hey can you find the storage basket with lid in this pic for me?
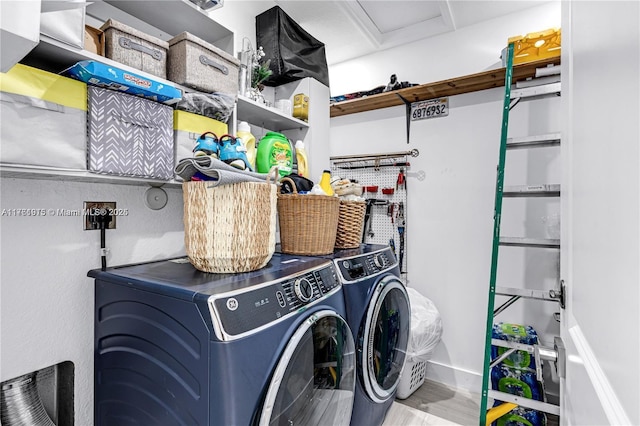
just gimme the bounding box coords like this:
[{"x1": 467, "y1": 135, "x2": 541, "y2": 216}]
[
  {"x1": 100, "y1": 19, "x2": 169, "y2": 79},
  {"x1": 168, "y1": 31, "x2": 240, "y2": 95},
  {"x1": 277, "y1": 177, "x2": 340, "y2": 255},
  {"x1": 183, "y1": 179, "x2": 277, "y2": 273}
]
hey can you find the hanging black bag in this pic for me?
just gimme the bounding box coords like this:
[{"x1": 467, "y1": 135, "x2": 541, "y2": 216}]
[{"x1": 256, "y1": 6, "x2": 330, "y2": 88}]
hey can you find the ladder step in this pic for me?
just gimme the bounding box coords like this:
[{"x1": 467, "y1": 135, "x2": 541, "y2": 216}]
[
  {"x1": 511, "y1": 82, "x2": 561, "y2": 99},
  {"x1": 507, "y1": 133, "x2": 561, "y2": 150},
  {"x1": 491, "y1": 339, "x2": 558, "y2": 362},
  {"x1": 495, "y1": 286, "x2": 559, "y2": 302},
  {"x1": 503, "y1": 184, "x2": 560, "y2": 197},
  {"x1": 499, "y1": 237, "x2": 560, "y2": 248},
  {"x1": 488, "y1": 390, "x2": 560, "y2": 416}
]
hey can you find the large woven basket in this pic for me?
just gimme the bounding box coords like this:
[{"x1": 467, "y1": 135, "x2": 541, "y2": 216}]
[
  {"x1": 183, "y1": 180, "x2": 277, "y2": 273},
  {"x1": 278, "y1": 177, "x2": 340, "y2": 255},
  {"x1": 335, "y1": 200, "x2": 366, "y2": 249}
]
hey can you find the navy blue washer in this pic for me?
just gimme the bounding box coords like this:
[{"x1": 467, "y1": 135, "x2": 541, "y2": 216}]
[{"x1": 89, "y1": 253, "x2": 356, "y2": 426}]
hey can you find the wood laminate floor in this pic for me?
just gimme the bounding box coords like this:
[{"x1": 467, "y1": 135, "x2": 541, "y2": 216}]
[{"x1": 386, "y1": 379, "x2": 560, "y2": 426}]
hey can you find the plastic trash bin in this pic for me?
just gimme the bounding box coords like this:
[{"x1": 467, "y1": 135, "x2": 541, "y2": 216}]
[{"x1": 396, "y1": 287, "x2": 443, "y2": 399}]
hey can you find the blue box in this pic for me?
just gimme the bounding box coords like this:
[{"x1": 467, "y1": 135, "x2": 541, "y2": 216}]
[{"x1": 64, "y1": 60, "x2": 182, "y2": 103}]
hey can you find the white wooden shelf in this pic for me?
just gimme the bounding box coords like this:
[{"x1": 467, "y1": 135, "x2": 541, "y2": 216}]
[
  {"x1": 237, "y1": 95, "x2": 310, "y2": 131},
  {"x1": 0, "y1": 166, "x2": 182, "y2": 188}
]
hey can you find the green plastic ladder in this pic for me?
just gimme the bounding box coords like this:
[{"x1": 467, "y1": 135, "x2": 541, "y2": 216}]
[{"x1": 479, "y1": 42, "x2": 564, "y2": 426}]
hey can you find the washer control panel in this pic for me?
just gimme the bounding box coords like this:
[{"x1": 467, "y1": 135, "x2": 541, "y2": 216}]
[
  {"x1": 336, "y1": 247, "x2": 396, "y2": 282},
  {"x1": 211, "y1": 263, "x2": 340, "y2": 339}
]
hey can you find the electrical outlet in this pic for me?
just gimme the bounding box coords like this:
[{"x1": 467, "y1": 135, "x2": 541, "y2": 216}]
[{"x1": 83, "y1": 201, "x2": 117, "y2": 230}]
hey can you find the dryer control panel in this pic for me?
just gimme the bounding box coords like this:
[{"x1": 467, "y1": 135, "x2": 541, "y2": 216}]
[
  {"x1": 210, "y1": 263, "x2": 341, "y2": 340},
  {"x1": 336, "y1": 247, "x2": 396, "y2": 282}
]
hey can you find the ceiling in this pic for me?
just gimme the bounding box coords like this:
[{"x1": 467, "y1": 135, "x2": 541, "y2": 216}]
[{"x1": 258, "y1": 0, "x2": 552, "y2": 65}]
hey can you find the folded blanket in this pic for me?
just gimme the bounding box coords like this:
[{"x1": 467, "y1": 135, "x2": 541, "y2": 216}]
[{"x1": 175, "y1": 157, "x2": 276, "y2": 187}]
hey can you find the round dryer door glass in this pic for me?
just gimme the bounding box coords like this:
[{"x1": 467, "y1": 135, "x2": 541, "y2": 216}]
[
  {"x1": 259, "y1": 310, "x2": 355, "y2": 426},
  {"x1": 361, "y1": 276, "x2": 410, "y2": 403}
]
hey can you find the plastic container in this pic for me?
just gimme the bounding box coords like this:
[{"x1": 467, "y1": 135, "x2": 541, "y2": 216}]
[
  {"x1": 237, "y1": 121, "x2": 257, "y2": 171},
  {"x1": 293, "y1": 93, "x2": 309, "y2": 122},
  {"x1": 256, "y1": 131, "x2": 293, "y2": 177},
  {"x1": 319, "y1": 170, "x2": 334, "y2": 196},
  {"x1": 295, "y1": 140, "x2": 309, "y2": 178}
]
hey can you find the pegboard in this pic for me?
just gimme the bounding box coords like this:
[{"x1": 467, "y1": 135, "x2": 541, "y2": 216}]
[{"x1": 331, "y1": 151, "x2": 416, "y2": 279}]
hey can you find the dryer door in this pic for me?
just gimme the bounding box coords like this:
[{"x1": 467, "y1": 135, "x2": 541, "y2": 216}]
[
  {"x1": 259, "y1": 310, "x2": 355, "y2": 426},
  {"x1": 361, "y1": 275, "x2": 410, "y2": 403}
]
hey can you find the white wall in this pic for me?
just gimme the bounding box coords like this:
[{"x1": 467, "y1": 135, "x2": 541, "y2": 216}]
[
  {"x1": 330, "y1": 3, "x2": 562, "y2": 393},
  {"x1": 561, "y1": 1, "x2": 639, "y2": 424},
  {"x1": 0, "y1": 179, "x2": 185, "y2": 425},
  {"x1": 329, "y1": 2, "x2": 561, "y2": 97}
]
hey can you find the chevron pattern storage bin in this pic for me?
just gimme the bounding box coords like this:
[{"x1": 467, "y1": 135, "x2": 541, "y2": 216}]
[{"x1": 87, "y1": 86, "x2": 174, "y2": 179}]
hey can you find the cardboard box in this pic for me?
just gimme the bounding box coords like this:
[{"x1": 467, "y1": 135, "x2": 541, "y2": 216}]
[
  {"x1": 65, "y1": 60, "x2": 182, "y2": 103},
  {"x1": 84, "y1": 25, "x2": 105, "y2": 56}
]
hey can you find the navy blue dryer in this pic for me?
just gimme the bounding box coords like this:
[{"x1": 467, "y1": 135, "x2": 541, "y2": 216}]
[
  {"x1": 312, "y1": 244, "x2": 411, "y2": 426},
  {"x1": 88, "y1": 253, "x2": 356, "y2": 426}
]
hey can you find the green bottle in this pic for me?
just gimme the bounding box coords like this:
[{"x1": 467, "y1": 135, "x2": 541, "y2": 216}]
[{"x1": 256, "y1": 131, "x2": 293, "y2": 177}]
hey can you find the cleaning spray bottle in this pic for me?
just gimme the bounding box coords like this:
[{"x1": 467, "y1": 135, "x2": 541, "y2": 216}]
[
  {"x1": 237, "y1": 121, "x2": 256, "y2": 171},
  {"x1": 295, "y1": 140, "x2": 309, "y2": 178}
]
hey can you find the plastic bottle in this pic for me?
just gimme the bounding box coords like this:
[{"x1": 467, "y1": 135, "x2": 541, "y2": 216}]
[
  {"x1": 319, "y1": 170, "x2": 334, "y2": 196},
  {"x1": 295, "y1": 140, "x2": 309, "y2": 178},
  {"x1": 236, "y1": 121, "x2": 256, "y2": 171},
  {"x1": 256, "y1": 131, "x2": 293, "y2": 177}
]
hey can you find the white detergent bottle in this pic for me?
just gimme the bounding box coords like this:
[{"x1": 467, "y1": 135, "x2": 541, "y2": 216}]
[
  {"x1": 295, "y1": 140, "x2": 309, "y2": 178},
  {"x1": 237, "y1": 121, "x2": 257, "y2": 171}
]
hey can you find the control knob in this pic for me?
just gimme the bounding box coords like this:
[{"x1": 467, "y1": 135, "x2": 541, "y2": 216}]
[
  {"x1": 294, "y1": 278, "x2": 314, "y2": 303},
  {"x1": 373, "y1": 253, "x2": 386, "y2": 269}
]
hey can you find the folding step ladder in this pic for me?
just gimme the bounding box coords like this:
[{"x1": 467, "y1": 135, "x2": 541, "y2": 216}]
[{"x1": 479, "y1": 43, "x2": 565, "y2": 426}]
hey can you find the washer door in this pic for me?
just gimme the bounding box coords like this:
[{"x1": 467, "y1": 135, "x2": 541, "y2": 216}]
[
  {"x1": 361, "y1": 276, "x2": 410, "y2": 403},
  {"x1": 259, "y1": 310, "x2": 355, "y2": 426}
]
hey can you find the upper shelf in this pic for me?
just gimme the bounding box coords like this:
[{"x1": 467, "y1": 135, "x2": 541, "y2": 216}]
[
  {"x1": 237, "y1": 95, "x2": 310, "y2": 131},
  {"x1": 329, "y1": 56, "x2": 561, "y2": 118}
]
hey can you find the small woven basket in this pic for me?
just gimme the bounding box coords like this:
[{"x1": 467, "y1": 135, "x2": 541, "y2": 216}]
[
  {"x1": 278, "y1": 177, "x2": 340, "y2": 255},
  {"x1": 183, "y1": 180, "x2": 277, "y2": 273},
  {"x1": 335, "y1": 200, "x2": 366, "y2": 249}
]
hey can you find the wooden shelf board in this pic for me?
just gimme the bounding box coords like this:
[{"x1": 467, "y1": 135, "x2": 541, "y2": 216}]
[{"x1": 330, "y1": 56, "x2": 561, "y2": 118}]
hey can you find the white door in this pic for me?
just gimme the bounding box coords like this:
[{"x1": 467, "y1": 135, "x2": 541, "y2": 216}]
[{"x1": 560, "y1": 1, "x2": 639, "y2": 424}]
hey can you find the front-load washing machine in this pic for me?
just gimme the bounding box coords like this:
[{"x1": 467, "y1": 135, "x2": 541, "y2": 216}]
[
  {"x1": 88, "y1": 253, "x2": 356, "y2": 426},
  {"x1": 283, "y1": 244, "x2": 411, "y2": 426}
]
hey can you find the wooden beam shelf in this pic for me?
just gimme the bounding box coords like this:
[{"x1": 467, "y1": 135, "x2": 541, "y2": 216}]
[{"x1": 329, "y1": 56, "x2": 561, "y2": 118}]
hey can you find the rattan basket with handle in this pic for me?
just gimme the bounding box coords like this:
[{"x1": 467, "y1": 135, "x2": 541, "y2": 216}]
[
  {"x1": 277, "y1": 177, "x2": 340, "y2": 255},
  {"x1": 335, "y1": 200, "x2": 366, "y2": 249},
  {"x1": 183, "y1": 180, "x2": 277, "y2": 273}
]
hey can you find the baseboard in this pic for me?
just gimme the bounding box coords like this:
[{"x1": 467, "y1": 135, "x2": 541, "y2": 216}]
[
  {"x1": 425, "y1": 360, "x2": 482, "y2": 394},
  {"x1": 569, "y1": 325, "x2": 633, "y2": 425}
]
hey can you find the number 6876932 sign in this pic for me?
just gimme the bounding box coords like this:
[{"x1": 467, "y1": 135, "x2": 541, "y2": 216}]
[{"x1": 410, "y1": 97, "x2": 449, "y2": 121}]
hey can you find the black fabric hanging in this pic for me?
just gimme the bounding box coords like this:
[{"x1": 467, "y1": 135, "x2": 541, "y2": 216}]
[{"x1": 256, "y1": 6, "x2": 330, "y2": 88}]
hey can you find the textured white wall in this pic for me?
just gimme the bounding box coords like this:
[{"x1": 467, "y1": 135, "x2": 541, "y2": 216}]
[
  {"x1": 329, "y1": 3, "x2": 562, "y2": 393},
  {"x1": 0, "y1": 178, "x2": 185, "y2": 425}
]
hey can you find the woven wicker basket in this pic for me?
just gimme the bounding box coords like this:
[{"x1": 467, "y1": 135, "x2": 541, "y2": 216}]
[
  {"x1": 335, "y1": 200, "x2": 366, "y2": 249},
  {"x1": 183, "y1": 180, "x2": 277, "y2": 273},
  {"x1": 278, "y1": 177, "x2": 340, "y2": 255}
]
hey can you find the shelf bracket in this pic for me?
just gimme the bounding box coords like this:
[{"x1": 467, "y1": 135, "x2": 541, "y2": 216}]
[{"x1": 396, "y1": 94, "x2": 412, "y2": 144}]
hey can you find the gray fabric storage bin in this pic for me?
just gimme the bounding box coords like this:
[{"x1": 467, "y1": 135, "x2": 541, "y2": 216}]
[
  {"x1": 100, "y1": 19, "x2": 168, "y2": 79},
  {"x1": 168, "y1": 32, "x2": 239, "y2": 96},
  {"x1": 0, "y1": 64, "x2": 87, "y2": 170},
  {"x1": 87, "y1": 86, "x2": 174, "y2": 179}
]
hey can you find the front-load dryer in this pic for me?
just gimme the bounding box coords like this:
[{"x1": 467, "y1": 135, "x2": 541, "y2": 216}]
[
  {"x1": 303, "y1": 244, "x2": 411, "y2": 426},
  {"x1": 88, "y1": 253, "x2": 356, "y2": 426}
]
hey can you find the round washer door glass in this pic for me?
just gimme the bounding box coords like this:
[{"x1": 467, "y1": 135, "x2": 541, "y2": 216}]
[
  {"x1": 361, "y1": 276, "x2": 410, "y2": 403},
  {"x1": 259, "y1": 310, "x2": 355, "y2": 426}
]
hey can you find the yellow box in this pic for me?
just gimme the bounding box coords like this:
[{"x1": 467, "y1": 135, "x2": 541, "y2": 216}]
[
  {"x1": 508, "y1": 28, "x2": 561, "y2": 64},
  {"x1": 293, "y1": 93, "x2": 309, "y2": 122},
  {"x1": 173, "y1": 110, "x2": 228, "y2": 163}
]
